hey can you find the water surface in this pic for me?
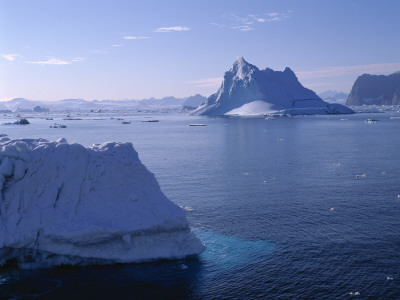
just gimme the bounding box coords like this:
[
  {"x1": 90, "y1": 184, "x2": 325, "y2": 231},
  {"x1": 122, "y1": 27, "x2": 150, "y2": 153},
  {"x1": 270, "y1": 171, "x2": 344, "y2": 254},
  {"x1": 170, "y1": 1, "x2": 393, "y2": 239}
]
[{"x1": 1, "y1": 111, "x2": 400, "y2": 298}]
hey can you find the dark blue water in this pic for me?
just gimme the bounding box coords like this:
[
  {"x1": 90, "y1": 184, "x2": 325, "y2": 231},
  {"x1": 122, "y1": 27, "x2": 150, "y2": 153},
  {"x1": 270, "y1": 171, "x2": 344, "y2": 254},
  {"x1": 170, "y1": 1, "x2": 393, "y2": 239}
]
[{"x1": 1, "y1": 112, "x2": 400, "y2": 298}]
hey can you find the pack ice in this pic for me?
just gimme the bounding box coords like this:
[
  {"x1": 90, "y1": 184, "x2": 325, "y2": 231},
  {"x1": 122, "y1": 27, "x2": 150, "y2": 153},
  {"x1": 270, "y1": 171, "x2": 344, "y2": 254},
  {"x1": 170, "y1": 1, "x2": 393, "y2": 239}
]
[{"x1": 0, "y1": 138, "x2": 205, "y2": 268}]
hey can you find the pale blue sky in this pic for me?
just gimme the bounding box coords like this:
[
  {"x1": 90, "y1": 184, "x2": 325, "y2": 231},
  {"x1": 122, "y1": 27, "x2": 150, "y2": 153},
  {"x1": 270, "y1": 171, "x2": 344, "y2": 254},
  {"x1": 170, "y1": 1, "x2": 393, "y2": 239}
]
[{"x1": 1, "y1": 0, "x2": 399, "y2": 101}]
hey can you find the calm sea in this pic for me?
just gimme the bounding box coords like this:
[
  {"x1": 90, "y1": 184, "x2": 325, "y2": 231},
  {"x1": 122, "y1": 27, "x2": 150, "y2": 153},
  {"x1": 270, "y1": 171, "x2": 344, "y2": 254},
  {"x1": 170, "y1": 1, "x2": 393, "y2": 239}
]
[{"x1": 1, "y1": 111, "x2": 400, "y2": 299}]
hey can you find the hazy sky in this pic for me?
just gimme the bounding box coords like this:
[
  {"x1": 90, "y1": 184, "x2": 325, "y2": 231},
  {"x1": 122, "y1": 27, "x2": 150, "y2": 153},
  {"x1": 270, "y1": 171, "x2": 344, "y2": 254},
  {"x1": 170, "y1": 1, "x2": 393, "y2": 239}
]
[{"x1": 1, "y1": 0, "x2": 399, "y2": 101}]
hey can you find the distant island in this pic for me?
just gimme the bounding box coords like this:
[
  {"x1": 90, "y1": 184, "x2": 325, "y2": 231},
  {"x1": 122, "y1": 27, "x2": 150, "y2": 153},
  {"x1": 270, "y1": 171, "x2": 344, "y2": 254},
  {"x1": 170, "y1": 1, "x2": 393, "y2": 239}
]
[
  {"x1": 191, "y1": 57, "x2": 353, "y2": 116},
  {"x1": 346, "y1": 72, "x2": 400, "y2": 106}
]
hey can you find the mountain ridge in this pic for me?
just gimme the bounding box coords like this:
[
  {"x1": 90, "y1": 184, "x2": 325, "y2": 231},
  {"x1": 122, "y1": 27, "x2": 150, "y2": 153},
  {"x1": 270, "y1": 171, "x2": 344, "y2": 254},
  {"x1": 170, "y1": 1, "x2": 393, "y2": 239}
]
[{"x1": 0, "y1": 95, "x2": 207, "y2": 112}]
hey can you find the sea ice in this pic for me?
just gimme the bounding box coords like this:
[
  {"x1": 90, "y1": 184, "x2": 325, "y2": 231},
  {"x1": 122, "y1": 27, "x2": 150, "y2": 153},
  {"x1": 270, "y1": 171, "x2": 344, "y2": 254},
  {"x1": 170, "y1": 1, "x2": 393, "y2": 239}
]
[
  {"x1": 183, "y1": 206, "x2": 194, "y2": 212},
  {"x1": 0, "y1": 138, "x2": 205, "y2": 268}
]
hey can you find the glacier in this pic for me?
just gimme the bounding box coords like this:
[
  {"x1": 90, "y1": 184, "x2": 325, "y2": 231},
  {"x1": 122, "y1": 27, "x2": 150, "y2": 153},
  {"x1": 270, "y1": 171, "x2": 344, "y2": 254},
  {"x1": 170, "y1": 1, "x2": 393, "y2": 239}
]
[
  {"x1": 191, "y1": 57, "x2": 354, "y2": 116},
  {"x1": 0, "y1": 138, "x2": 205, "y2": 268}
]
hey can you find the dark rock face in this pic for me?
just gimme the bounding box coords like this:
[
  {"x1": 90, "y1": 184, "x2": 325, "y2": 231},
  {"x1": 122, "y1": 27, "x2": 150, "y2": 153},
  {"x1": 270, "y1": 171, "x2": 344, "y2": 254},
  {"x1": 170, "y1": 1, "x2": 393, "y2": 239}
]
[{"x1": 346, "y1": 72, "x2": 400, "y2": 106}]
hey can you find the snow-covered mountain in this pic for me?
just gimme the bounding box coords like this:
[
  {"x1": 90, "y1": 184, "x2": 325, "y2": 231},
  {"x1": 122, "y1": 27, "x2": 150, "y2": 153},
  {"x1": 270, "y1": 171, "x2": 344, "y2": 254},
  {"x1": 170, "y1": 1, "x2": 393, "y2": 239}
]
[
  {"x1": 318, "y1": 91, "x2": 349, "y2": 104},
  {"x1": 182, "y1": 94, "x2": 207, "y2": 108},
  {"x1": 346, "y1": 72, "x2": 400, "y2": 106},
  {"x1": 191, "y1": 57, "x2": 353, "y2": 116},
  {"x1": 0, "y1": 95, "x2": 207, "y2": 112}
]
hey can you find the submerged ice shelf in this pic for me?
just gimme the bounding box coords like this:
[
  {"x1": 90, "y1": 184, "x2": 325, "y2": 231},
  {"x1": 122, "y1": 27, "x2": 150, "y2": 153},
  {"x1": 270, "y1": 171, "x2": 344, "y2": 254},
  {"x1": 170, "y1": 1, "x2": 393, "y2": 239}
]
[
  {"x1": 196, "y1": 230, "x2": 274, "y2": 270},
  {"x1": 0, "y1": 138, "x2": 205, "y2": 268}
]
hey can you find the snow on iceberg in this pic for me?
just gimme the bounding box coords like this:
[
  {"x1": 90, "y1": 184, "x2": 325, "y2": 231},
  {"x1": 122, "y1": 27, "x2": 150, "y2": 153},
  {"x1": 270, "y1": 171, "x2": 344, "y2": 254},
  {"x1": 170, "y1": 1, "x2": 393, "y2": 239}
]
[
  {"x1": 225, "y1": 100, "x2": 277, "y2": 116},
  {"x1": 0, "y1": 138, "x2": 205, "y2": 268}
]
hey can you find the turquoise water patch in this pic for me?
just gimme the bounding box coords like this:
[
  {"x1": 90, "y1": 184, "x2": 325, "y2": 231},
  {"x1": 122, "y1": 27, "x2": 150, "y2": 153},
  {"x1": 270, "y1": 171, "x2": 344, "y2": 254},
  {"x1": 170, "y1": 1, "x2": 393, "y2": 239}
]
[{"x1": 194, "y1": 230, "x2": 275, "y2": 270}]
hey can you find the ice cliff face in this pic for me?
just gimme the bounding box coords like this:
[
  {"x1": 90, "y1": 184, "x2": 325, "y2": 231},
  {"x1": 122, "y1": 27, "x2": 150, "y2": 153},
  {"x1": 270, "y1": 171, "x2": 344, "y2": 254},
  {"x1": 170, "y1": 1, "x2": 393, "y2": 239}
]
[
  {"x1": 346, "y1": 72, "x2": 400, "y2": 106},
  {"x1": 0, "y1": 138, "x2": 205, "y2": 268},
  {"x1": 192, "y1": 57, "x2": 353, "y2": 116}
]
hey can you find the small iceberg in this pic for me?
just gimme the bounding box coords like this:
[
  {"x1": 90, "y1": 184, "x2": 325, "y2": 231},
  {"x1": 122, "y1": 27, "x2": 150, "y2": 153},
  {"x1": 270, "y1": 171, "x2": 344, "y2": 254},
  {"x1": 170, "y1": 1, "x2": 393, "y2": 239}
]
[
  {"x1": 49, "y1": 123, "x2": 67, "y2": 128},
  {"x1": 183, "y1": 206, "x2": 194, "y2": 212},
  {"x1": 365, "y1": 119, "x2": 379, "y2": 124},
  {"x1": 14, "y1": 119, "x2": 30, "y2": 125}
]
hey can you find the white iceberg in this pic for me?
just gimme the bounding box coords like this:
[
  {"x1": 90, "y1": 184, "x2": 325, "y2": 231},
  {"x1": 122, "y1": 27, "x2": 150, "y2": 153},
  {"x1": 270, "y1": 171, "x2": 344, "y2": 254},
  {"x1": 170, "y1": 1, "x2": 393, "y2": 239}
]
[
  {"x1": 0, "y1": 138, "x2": 205, "y2": 268},
  {"x1": 192, "y1": 57, "x2": 354, "y2": 116}
]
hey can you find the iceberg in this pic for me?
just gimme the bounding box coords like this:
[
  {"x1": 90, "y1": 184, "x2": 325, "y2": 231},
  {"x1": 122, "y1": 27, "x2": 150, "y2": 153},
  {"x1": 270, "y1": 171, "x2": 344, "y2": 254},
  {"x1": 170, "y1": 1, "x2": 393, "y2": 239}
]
[
  {"x1": 191, "y1": 57, "x2": 354, "y2": 116},
  {"x1": 0, "y1": 138, "x2": 205, "y2": 268}
]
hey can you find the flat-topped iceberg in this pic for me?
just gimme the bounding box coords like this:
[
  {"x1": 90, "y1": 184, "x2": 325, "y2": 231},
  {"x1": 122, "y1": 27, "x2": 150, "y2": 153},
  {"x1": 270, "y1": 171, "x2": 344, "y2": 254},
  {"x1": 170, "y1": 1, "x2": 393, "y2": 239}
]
[{"x1": 0, "y1": 138, "x2": 205, "y2": 268}]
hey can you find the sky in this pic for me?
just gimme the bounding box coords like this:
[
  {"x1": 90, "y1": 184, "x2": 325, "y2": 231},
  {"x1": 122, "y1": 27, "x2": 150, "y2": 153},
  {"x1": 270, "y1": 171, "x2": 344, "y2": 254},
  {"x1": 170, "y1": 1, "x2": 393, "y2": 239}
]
[{"x1": 1, "y1": 0, "x2": 400, "y2": 101}]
